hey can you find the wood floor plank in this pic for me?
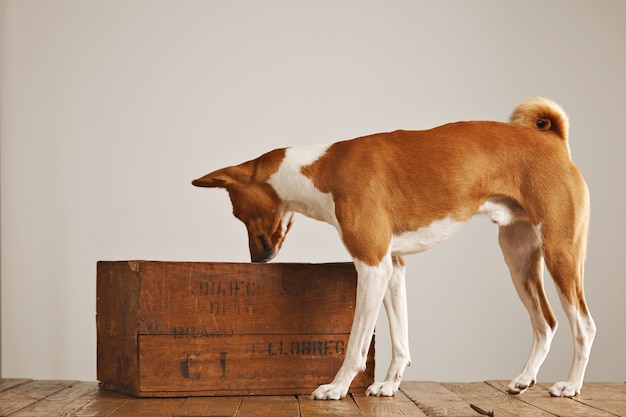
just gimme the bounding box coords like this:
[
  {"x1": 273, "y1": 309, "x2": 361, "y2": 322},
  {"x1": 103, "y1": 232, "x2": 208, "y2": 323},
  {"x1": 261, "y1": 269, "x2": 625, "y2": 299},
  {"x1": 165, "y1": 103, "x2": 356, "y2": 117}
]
[
  {"x1": 573, "y1": 382, "x2": 626, "y2": 400},
  {"x1": 399, "y1": 381, "x2": 476, "y2": 416},
  {"x1": 107, "y1": 397, "x2": 189, "y2": 417},
  {"x1": 0, "y1": 379, "x2": 32, "y2": 393},
  {"x1": 237, "y1": 396, "x2": 299, "y2": 417},
  {"x1": 298, "y1": 394, "x2": 362, "y2": 416},
  {"x1": 443, "y1": 381, "x2": 555, "y2": 417},
  {"x1": 173, "y1": 396, "x2": 242, "y2": 417},
  {"x1": 0, "y1": 380, "x2": 77, "y2": 416},
  {"x1": 8, "y1": 382, "x2": 98, "y2": 417},
  {"x1": 486, "y1": 380, "x2": 616, "y2": 417},
  {"x1": 542, "y1": 382, "x2": 626, "y2": 417},
  {"x1": 48, "y1": 385, "x2": 131, "y2": 417},
  {"x1": 0, "y1": 380, "x2": 621, "y2": 416},
  {"x1": 352, "y1": 391, "x2": 428, "y2": 416}
]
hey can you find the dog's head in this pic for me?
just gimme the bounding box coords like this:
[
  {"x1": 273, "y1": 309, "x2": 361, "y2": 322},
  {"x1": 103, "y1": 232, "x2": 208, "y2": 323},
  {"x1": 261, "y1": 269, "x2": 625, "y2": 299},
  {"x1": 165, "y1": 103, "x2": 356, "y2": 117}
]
[{"x1": 192, "y1": 157, "x2": 294, "y2": 263}]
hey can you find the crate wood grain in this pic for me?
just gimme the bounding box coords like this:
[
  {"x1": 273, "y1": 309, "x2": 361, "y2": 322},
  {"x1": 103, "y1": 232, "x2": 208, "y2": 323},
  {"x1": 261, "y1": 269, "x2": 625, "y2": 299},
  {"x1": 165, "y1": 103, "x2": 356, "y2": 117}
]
[
  {"x1": 97, "y1": 261, "x2": 374, "y2": 397},
  {"x1": 2, "y1": 379, "x2": 624, "y2": 416}
]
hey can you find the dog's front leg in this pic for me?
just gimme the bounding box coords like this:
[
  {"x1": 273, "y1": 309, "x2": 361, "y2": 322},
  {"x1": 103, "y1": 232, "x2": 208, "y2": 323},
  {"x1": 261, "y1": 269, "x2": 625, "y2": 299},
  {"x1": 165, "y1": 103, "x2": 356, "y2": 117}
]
[
  {"x1": 310, "y1": 257, "x2": 393, "y2": 400},
  {"x1": 365, "y1": 256, "x2": 411, "y2": 397}
]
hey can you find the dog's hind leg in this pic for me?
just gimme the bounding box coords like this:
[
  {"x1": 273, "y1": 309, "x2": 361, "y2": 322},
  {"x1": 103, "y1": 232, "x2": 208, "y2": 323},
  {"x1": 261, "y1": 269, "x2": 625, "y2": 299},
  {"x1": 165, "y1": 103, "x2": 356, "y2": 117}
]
[
  {"x1": 365, "y1": 256, "x2": 412, "y2": 397},
  {"x1": 498, "y1": 221, "x2": 558, "y2": 395},
  {"x1": 542, "y1": 228, "x2": 596, "y2": 397},
  {"x1": 310, "y1": 255, "x2": 393, "y2": 400},
  {"x1": 548, "y1": 287, "x2": 595, "y2": 397}
]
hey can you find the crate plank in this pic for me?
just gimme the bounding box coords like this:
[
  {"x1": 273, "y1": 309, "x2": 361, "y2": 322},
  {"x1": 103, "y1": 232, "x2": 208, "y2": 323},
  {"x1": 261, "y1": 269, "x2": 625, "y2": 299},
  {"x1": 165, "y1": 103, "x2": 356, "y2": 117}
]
[
  {"x1": 97, "y1": 261, "x2": 374, "y2": 397},
  {"x1": 134, "y1": 334, "x2": 372, "y2": 395},
  {"x1": 134, "y1": 262, "x2": 358, "y2": 336}
]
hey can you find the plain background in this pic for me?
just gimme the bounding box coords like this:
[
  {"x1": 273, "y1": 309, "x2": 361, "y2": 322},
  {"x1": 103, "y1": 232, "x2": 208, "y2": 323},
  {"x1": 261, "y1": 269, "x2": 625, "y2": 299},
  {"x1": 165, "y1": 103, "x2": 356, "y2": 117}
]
[{"x1": 1, "y1": 1, "x2": 625, "y2": 385}]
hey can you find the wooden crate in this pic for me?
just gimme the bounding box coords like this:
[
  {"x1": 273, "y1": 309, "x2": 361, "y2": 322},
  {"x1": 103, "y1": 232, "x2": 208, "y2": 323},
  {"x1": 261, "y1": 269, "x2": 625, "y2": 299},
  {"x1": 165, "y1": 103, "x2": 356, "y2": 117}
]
[{"x1": 96, "y1": 261, "x2": 374, "y2": 397}]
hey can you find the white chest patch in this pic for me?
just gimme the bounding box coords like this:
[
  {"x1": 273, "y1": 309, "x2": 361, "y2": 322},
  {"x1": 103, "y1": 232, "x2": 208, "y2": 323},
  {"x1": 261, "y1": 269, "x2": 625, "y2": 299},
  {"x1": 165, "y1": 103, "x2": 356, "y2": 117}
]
[
  {"x1": 391, "y1": 217, "x2": 463, "y2": 256},
  {"x1": 267, "y1": 144, "x2": 338, "y2": 226}
]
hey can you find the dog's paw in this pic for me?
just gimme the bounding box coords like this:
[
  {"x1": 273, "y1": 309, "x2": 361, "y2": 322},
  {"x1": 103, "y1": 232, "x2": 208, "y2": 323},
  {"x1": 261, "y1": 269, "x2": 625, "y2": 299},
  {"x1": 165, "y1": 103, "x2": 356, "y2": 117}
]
[
  {"x1": 310, "y1": 383, "x2": 347, "y2": 400},
  {"x1": 365, "y1": 381, "x2": 398, "y2": 397},
  {"x1": 549, "y1": 381, "x2": 580, "y2": 398},
  {"x1": 506, "y1": 374, "x2": 536, "y2": 395}
]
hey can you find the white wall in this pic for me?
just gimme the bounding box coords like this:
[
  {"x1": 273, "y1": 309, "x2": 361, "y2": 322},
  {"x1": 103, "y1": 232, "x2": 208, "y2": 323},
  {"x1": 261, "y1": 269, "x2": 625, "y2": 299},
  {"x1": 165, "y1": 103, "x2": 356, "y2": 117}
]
[{"x1": 2, "y1": 0, "x2": 625, "y2": 385}]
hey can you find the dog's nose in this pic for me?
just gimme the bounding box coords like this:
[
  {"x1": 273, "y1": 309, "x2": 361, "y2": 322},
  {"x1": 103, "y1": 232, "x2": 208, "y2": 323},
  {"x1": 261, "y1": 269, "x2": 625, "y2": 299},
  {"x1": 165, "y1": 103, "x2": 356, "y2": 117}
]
[
  {"x1": 251, "y1": 251, "x2": 276, "y2": 263},
  {"x1": 251, "y1": 255, "x2": 273, "y2": 263}
]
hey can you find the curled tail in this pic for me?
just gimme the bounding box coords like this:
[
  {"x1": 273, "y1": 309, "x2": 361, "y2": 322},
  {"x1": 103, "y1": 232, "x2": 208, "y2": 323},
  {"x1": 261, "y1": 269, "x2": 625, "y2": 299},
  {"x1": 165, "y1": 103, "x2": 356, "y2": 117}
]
[{"x1": 509, "y1": 97, "x2": 569, "y2": 142}]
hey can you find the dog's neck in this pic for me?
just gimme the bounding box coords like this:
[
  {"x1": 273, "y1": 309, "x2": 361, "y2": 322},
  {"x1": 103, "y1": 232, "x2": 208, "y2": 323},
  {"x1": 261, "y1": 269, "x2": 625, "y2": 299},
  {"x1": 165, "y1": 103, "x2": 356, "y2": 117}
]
[{"x1": 267, "y1": 144, "x2": 338, "y2": 226}]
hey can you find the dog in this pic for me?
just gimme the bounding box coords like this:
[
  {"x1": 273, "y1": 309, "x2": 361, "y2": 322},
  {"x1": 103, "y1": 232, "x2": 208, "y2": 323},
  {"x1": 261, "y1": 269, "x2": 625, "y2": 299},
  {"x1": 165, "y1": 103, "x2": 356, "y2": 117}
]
[{"x1": 192, "y1": 97, "x2": 595, "y2": 400}]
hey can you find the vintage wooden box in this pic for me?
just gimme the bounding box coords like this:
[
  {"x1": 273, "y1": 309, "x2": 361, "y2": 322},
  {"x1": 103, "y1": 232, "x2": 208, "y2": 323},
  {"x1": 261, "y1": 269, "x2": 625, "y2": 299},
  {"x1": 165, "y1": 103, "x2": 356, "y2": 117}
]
[{"x1": 96, "y1": 261, "x2": 374, "y2": 397}]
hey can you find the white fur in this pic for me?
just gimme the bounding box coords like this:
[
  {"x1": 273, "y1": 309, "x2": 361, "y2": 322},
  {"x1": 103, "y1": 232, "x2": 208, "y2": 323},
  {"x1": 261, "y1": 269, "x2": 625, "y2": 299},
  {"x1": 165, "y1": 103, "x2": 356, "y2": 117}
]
[
  {"x1": 391, "y1": 217, "x2": 462, "y2": 256},
  {"x1": 366, "y1": 258, "x2": 411, "y2": 397},
  {"x1": 267, "y1": 145, "x2": 338, "y2": 226},
  {"x1": 477, "y1": 197, "x2": 528, "y2": 226},
  {"x1": 551, "y1": 290, "x2": 596, "y2": 397},
  {"x1": 311, "y1": 255, "x2": 394, "y2": 399},
  {"x1": 391, "y1": 198, "x2": 527, "y2": 257}
]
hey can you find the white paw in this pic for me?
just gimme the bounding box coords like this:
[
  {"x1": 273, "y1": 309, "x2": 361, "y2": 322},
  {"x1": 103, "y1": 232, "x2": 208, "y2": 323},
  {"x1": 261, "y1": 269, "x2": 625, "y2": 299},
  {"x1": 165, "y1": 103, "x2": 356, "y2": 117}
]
[
  {"x1": 310, "y1": 383, "x2": 347, "y2": 400},
  {"x1": 549, "y1": 381, "x2": 580, "y2": 398},
  {"x1": 365, "y1": 381, "x2": 398, "y2": 397},
  {"x1": 507, "y1": 373, "x2": 536, "y2": 395}
]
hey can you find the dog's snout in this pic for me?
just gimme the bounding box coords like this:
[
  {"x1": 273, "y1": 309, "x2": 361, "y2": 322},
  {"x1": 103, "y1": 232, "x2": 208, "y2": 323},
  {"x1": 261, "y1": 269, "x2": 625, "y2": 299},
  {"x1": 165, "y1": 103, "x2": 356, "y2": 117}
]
[{"x1": 250, "y1": 235, "x2": 277, "y2": 263}]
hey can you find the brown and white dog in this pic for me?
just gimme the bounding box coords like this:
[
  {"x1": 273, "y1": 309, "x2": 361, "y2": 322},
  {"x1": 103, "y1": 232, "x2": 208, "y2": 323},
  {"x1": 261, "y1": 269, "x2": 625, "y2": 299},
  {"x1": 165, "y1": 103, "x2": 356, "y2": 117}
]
[{"x1": 193, "y1": 97, "x2": 595, "y2": 400}]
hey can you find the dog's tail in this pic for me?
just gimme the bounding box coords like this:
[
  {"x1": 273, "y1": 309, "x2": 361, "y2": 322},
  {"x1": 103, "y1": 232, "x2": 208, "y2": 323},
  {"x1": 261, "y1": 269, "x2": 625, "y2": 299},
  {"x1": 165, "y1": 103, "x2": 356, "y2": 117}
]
[{"x1": 509, "y1": 97, "x2": 569, "y2": 142}]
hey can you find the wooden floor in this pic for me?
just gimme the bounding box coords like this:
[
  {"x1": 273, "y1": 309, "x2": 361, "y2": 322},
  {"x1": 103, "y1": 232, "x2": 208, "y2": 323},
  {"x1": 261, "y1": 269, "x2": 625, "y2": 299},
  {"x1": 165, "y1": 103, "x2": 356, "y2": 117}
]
[{"x1": 0, "y1": 379, "x2": 624, "y2": 416}]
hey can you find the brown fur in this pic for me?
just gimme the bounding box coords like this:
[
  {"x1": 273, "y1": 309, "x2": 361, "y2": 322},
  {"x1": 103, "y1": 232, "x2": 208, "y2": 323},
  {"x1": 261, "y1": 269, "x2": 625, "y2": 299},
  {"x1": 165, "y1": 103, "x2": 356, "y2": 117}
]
[{"x1": 193, "y1": 99, "x2": 590, "y2": 314}]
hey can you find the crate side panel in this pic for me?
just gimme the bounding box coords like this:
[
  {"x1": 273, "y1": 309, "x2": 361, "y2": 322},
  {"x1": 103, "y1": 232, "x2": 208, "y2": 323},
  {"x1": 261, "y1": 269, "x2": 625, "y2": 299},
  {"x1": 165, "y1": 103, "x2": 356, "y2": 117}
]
[
  {"x1": 96, "y1": 260, "x2": 141, "y2": 336},
  {"x1": 96, "y1": 261, "x2": 142, "y2": 392},
  {"x1": 137, "y1": 333, "x2": 374, "y2": 396},
  {"x1": 137, "y1": 262, "x2": 358, "y2": 336}
]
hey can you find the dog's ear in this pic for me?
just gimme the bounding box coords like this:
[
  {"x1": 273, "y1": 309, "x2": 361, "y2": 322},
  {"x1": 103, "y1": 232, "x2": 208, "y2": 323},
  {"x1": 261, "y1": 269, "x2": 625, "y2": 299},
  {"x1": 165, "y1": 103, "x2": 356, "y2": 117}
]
[{"x1": 192, "y1": 166, "x2": 249, "y2": 189}]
